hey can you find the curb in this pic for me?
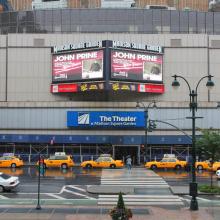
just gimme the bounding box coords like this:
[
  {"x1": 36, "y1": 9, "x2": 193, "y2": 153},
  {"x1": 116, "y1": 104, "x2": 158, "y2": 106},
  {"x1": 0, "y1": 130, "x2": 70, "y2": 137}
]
[{"x1": 0, "y1": 199, "x2": 97, "y2": 206}]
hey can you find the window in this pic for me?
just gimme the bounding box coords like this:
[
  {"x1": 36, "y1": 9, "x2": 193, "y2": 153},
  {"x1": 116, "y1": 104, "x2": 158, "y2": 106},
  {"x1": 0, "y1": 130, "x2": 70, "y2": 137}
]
[
  {"x1": 96, "y1": 158, "x2": 103, "y2": 162},
  {"x1": 0, "y1": 174, "x2": 11, "y2": 179}
]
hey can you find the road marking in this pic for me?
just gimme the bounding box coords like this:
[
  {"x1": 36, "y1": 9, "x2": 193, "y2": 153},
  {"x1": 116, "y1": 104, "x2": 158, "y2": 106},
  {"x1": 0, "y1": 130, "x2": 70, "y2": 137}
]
[
  {"x1": 184, "y1": 195, "x2": 211, "y2": 202},
  {"x1": 98, "y1": 195, "x2": 184, "y2": 206},
  {"x1": 66, "y1": 185, "x2": 86, "y2": 192},
  {"x1": 0, "y1": 195, "x2": 8, "y2": 199},
  {"x1": 63, "y1": 189, "x2": 95, "y2": 200},
  {"x1": 46, "y1": 193, "x2": 65, "y2": 199}
]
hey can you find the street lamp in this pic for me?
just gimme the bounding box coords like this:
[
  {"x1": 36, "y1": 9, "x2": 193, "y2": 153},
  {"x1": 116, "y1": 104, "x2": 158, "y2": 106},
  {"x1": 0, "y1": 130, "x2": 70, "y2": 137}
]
[
  {"x1": 171, "y1": 74, "x2": 215, "y2": 211},
  {"x1": 136, "y1": 101, "x2": 157, "y2": 163}
]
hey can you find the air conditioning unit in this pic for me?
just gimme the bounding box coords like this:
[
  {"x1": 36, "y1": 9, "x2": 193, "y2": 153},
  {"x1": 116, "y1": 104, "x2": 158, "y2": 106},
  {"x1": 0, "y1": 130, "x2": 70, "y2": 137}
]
[
  {"x1": 101, "y1": 0, "x2": 135, "y2": 8},
  {"x1": 32, "y1": 0, "x2": 68, "y2": 10},
  {"x1": 209, "y1": 0, "x2": 220, "y2": 11},
  {"x1": 145, "y1": 5, "x2": 176, "y2": 10}
]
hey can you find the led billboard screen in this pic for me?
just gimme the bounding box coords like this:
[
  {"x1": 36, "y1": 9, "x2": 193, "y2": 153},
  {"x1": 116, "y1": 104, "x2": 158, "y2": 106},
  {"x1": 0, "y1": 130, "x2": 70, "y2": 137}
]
[
  {"x1": 111, "y1": 49, "x2": 163, "y2": 83},
  {"x1": 52, "y1": 50, "x2": 104, "y2": 83}
]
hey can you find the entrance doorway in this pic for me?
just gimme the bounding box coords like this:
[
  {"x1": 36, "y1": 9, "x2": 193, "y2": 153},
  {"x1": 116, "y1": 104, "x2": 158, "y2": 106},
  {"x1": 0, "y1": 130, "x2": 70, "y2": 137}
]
[{"x1": 114, "y1": 146, "x2": 139, "y2": 165}]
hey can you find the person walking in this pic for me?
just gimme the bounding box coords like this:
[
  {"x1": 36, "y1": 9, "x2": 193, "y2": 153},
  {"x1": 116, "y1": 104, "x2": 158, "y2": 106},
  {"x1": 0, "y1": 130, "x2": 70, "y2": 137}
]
[{"x1": 126, "y1": 155, "x2": 132, "y2": 170}]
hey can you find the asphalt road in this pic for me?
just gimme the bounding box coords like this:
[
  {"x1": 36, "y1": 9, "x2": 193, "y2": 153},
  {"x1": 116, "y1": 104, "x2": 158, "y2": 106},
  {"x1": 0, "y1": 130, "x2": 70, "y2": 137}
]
[
  {"x1": 0, "y1": 166, "x2": 101, "y2": 199},
  {"x1": 0, "y1": 166, "x2": 219, "y2": 201},
  {"x1": 155, "y1": 169, "x2": 220, "y2": 186}
]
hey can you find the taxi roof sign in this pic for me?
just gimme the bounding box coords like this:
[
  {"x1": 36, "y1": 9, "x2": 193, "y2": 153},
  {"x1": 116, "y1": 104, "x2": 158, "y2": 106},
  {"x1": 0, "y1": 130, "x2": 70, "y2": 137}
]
[
  {"x1": 163, "y1": 154, "x2": 176, "y2": 158},
  {"x1": 55, "y1": 152, "x2": 66, "y2": 156},
  {"x1": 3, "y1": 153, "x2": 14, "y2": 156}
]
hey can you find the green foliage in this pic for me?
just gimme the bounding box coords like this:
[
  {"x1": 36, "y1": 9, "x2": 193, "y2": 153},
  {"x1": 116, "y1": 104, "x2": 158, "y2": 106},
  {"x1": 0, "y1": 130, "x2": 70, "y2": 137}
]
[
  {"x1": 109, "y1": 192, "x2": 133, "y2": 220},
  {"x1": 117, "y1": 192, "x2": 125, "y2": 209},
  {"x1": 199, "y1": 185, "x2": 220, "y2": 194},
  {"x1": 196, "y1": 128, "x2": 220, "y2": 162}
]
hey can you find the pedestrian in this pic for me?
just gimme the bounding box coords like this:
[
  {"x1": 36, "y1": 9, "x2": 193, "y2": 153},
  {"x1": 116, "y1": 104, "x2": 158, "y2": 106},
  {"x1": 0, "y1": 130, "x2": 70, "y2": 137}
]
[{"x1": 126, "y1": 155, "x2": 132, "y2": 170}]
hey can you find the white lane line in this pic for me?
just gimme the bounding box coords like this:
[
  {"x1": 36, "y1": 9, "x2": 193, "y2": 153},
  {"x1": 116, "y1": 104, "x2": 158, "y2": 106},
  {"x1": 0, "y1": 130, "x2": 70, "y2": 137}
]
[
  {"x1": 63, "y1": 189, "x2": 95, "y2": 200},
  {"x1": 98, "y1": 201, "x2": 183, "y2": 205},
  {"x1": 46, "y1": 193, "x2": 65, "y2": 199},
  {"x1": 59, "y1": 186, "x2": 66, "y2": 194},
  {"x1": 101, "y1": 181, "x2": 166, "y2": 183},
  {"x1": 99, "y1": 195, "x2": 181, "y2": 198},
  {"x1": 66, "y1": 185, "x2": 86, "y2": 192},
  {"x1": 184, "y1": 195, "x2": 211, "y2": 202},
  {"x1": 101, "y1": 182, "x2": 168, "y2": 185},
  {"x1": 0, "y1": 195, "x2": 8, "y2": 199}
]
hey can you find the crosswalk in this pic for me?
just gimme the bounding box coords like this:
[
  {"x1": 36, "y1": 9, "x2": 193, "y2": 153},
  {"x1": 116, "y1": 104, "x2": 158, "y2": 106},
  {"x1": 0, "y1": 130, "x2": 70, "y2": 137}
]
[
  {"x1": 98, "y1": 195, "x2": 184, "y2": 206},
  {"x1": 98, "y1": 168, "x2": 184, "y2": 206},
  {"x1": 100, "y1": 169, "x2": 169, "y2": 187}
]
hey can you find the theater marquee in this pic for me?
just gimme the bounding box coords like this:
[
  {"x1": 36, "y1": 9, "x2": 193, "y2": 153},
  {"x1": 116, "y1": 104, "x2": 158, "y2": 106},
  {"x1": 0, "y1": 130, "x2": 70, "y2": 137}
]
[{"x1": 51, "y1": 40, "x2": 165, "y2": 94}]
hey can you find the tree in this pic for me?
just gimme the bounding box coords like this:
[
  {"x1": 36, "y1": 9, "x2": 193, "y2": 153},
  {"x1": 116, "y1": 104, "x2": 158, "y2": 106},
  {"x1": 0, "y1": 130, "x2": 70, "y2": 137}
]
[
  {"x1": 109, "y1": 192, "x2": 132, "y2": 220},
  {"x1": 196, "y1": 128, "x2": 220, "y2": 187}
]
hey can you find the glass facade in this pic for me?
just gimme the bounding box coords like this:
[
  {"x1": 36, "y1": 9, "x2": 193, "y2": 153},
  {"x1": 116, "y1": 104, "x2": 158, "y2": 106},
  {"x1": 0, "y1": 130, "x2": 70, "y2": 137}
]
[{"x1": 0, "y1": 8, "x2": 220, "y2": 34}]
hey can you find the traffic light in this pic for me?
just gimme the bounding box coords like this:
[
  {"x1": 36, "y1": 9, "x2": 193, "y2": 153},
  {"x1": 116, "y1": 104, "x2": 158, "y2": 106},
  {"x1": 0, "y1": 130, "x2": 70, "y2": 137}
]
[
  {"x1": 38, "y1": 157, "x2": 45, "y2": 176},
  {"x1": 148, "y1": 120, "x2": 157, "y2": 132}
]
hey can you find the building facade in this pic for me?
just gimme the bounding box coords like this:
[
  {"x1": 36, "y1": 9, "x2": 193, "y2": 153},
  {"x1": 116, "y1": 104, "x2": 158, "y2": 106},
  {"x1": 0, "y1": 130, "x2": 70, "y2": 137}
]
[
  {"x1": 5, "y1": 0, "x2": 209, "y2": 11},
  {"x1": 0, "y1": 8, "x2": 219, "y2": 164}
]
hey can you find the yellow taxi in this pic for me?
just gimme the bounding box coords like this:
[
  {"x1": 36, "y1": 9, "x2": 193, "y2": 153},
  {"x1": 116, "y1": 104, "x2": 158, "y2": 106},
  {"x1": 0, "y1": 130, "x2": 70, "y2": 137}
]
[
  {"x1": 81, "y1": 154, "x2": 124, "y2": 169},
  {"x1": 0, "y1": 155, "x2": 24, "y2": 168},
  {"x1": 145, "y1": 155, "x2": 187, "y2": 170},
  {"x1": 42, "y1": 152, "x2": 75, "y2": 169},
  {"x1": 195, "y1": 161, "x2": 212, "y2": 170},
  {"x1": 212, "y1": 162, "x2": 220, "y2": 171}
]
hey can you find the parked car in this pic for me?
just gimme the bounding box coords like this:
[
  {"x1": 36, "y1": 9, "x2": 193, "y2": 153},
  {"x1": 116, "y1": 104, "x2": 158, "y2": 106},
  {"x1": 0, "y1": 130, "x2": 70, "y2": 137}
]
[
  {"x1": 212, "y1": 162, "x2": 220, "y2": 171},
  {"x1": 0, "y1": 172, "x2": 20, "y2": 192},
  {"x1": 40, "y1": 152, "x2": 75, "y2": 169},
  {"x1": 81, "y1": 154, "x2": 124, "y2": 168},
  {"x1": 0, "y1": 155, "x2": 24, "y2": 168},
  {"x1": 195, "y1": 161, "x2": 212, "y2": 170},
  {"x1": 216, "y1": 170, "x2": 220, "y2": 180},
  {"x1": 145, "y1": 157, "x2": 187, "y2": 170}
]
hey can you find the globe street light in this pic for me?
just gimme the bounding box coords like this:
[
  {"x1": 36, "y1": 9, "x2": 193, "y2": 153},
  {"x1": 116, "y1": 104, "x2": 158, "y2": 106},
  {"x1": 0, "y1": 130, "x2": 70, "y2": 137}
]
[
  {"x1": 136, "y1": 101, "x2": 157, "y2": 163},
  {"x1": 171, "y1": 74, "x2": 214, "y2": 211}
]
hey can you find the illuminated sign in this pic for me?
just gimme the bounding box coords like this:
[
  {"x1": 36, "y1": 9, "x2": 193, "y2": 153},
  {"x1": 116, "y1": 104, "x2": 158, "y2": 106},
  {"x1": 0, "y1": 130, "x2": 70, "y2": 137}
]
[
  {"x1": 51, "y1": 82, "x2": 105, "y2": 93},
  {"x1": 138, "y1": 84, "x2": 165, "y2": 93},
  {"x1": 51, "y1": 84, "x2": 78, "y2": 93},
  {"x1": 112, "y1": 41, "x2": 163, "y2": 53},
  {"x1": 67, "y1": 111, "x2": 145, "y2": 128},
  {"x1": 109, "y1": 82, "x2": 165, "y2": 93},
  {"x1": 52, "y1": 50, "x2": 104, "y2": 83},
  {"x1": 78, "y1": 82, "x2": 105, "y2": 92},
  {"x1": 110, "y1": 82, "x2": 137, "y2": 92},
  {"x1": 52, "y1": 41, "x2": 103, "y2": 54},
  {"x1": 111, "y1": 49, "x2": 163, "y2": 83}
]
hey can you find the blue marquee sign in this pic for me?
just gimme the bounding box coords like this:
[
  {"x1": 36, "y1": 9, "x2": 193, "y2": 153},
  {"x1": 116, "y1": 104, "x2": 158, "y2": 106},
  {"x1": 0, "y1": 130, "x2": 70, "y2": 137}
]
[{"x1": 67, "y1": 111, "x2": 145, "y2": 128}]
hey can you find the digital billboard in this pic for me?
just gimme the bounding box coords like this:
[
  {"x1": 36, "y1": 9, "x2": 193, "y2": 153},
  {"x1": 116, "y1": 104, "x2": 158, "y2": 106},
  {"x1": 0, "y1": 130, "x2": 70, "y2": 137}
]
[
  {"x1": 111, "y1": 49, "x2": 163, "y2": 83},
  {"x1": 52, "y1": 50, "x2": 104, "y2": 83}
]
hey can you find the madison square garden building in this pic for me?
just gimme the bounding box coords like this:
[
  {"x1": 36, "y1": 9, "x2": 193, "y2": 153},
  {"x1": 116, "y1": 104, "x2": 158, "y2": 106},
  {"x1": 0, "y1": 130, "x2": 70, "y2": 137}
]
[{"x1": 0, "y1": 8, "x2": 219, "y2": 164}]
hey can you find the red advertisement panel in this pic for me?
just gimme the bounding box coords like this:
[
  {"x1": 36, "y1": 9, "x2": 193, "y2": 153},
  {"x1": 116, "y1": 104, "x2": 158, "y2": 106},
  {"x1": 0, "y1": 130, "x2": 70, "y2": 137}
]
[
  {"x1": 51, "y1": 82, "x2": 105, "y2": 93},
  {"x1": 52, "y1": 50, "x2": 104, "y2": 82},
  {"x1": 111, "y1": 49, "x2": 163, "y2": 82},
  {"x1": 138, "y1": 84, "x2": 165, "y2": 93},
  {"x1": 51, "y1": 84, "x2": 78, "y2": 93}
]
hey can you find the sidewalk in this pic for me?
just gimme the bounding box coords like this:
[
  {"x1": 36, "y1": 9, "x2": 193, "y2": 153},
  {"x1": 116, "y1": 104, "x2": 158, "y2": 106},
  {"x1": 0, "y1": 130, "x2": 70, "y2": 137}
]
[{"x1": 0, "y1": 205, "x2": 219, "y2": 220}]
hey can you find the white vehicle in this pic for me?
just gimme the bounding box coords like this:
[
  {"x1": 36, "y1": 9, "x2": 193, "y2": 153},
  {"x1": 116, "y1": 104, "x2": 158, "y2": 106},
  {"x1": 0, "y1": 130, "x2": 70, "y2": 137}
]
[
  {"x1": 216, "y1": 170, "x2": 220, "y2": 180},
  {"x1": 0, "y1": 172, "x2": 19, "y2": 192}
]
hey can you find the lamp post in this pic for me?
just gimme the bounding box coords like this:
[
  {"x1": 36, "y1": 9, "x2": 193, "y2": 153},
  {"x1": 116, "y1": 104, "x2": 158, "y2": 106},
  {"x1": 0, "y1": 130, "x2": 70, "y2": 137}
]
[
  {"x1": 171, "y1": 74, "x2": 214, "y2": 211},
  {"x1": 36, "y1": 153, "x2": 42, "y2": 210},
  {"x1": 136, "y1": 101, "x2": 157, "y2": 163}
]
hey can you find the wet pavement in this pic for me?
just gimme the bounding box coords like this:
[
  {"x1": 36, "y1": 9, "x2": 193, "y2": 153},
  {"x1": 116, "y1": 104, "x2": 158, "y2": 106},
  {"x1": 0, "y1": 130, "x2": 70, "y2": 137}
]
[{"x1": 0, "y1": 205, "x2": 219, "y2": 220}]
